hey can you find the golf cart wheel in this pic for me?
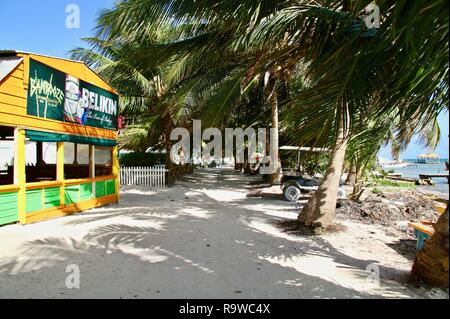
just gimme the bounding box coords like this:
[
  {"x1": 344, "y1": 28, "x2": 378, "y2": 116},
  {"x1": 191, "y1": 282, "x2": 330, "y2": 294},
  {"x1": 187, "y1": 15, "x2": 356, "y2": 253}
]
[{"x1": 283, "y1": 185, "x2": 301, "y2": 202}]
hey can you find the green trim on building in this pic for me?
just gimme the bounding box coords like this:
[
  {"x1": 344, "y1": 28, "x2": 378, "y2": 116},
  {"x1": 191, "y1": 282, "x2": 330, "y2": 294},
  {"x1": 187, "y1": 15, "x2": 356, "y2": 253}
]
[
  {"x1": 65, "y1": 183, "x2": 93, "y2": 205},
  {"x1": 26, "y1": 189, "x2": 43, "y2": 213},
  {"x1": 8, "y1": 180, "x2": 113, "y2": 221},
  {"x1": 95, "y1": 181, "x2": 106, "y2": 198},
  {"x1": 65, "y1": 185, "x2": 80, "y2": 205},
  {"x1": 26, "y1": 187, "x2": 61, "y2": 214},
  {"x1": 0, "y1": 192, "x2": 19, "y2": 226},
  {"x1": 106, "y1": 180, "x2": 115, "y2": 196},
  {"x1": 95, "y1": 179, "x2": 115, "y2": 198},
  {"x1": 44, "y1": 187, "x2": 60, "y2": 209},
  {"x1": 79, "y1": 183, "x2": 93, "y2": 201},
  {"x1": 26, "y1": 130, "x2": 117, "y2": 147}
]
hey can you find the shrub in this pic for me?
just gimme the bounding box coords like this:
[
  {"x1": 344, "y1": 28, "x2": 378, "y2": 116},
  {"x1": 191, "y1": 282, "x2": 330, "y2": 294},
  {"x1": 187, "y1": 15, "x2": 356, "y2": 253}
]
[
  {"x1": 372, "y1": 188, "x2": 382, "y2": 194},
  {"x1": 375, "y1": 178, "x2": 416, "y2": 189},
  {"x1": 119, "y1": 151, "x2": 166, "y2": 167}
]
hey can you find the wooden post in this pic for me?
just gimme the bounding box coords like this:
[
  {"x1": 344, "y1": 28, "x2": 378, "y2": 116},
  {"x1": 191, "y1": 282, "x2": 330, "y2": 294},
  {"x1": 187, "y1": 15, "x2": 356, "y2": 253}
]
[
  {"x1": 14, "y1": 128, "x2": 26, "y2": 224},
  {"x1": 36, "y1": 142, "x2": 44, "y2": 166},
  {"x1": 89, "y1": 145, "x2": 95, "y2": 197},
  {"x1": 57, "y1": 142, "x2": 65, "y2": 206},
  {"x1": 112, "y1": 146, "x2": 119, "y2": 201},
  {"x1": 73, "y1": 143, "x2": 78, "y2": 165}
]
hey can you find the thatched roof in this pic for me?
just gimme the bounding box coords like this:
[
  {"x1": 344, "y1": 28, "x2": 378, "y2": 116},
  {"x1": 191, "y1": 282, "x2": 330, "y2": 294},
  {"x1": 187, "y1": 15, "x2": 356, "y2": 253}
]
[{"x1": 417, "y1": 153, "x2": 440, "y2": 159}]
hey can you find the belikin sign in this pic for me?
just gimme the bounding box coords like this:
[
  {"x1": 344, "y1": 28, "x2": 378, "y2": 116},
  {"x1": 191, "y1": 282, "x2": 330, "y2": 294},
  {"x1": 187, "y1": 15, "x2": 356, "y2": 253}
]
[{"x1": 27, "y1": 59, "x2": 119, "y2": 130}]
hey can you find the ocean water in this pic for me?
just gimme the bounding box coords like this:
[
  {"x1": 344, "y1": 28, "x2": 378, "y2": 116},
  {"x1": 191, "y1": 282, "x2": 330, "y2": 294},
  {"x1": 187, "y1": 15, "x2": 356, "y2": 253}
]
[{"x1": 392, "y1": 160, "x2": 449, "y2": 198}]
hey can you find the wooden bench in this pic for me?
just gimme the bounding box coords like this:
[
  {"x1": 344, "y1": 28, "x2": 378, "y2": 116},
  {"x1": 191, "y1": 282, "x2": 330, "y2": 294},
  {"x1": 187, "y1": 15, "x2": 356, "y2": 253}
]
[
  {"x1": 433, "y1": 204, "x2": 447, "y2": 215},
  {"x1": 408, "y1": 222, "x2": 434, "y2": 250},
  {"x1": 408, "y1": 203, "x2": 447, "y2": 250}
]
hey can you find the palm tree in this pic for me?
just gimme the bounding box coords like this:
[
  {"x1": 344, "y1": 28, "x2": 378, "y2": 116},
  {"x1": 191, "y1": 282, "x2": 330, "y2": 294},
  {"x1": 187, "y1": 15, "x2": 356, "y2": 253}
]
[
  {"x1": 93, "y1": 0, "x2": 448, "y2": 216},
  {"x1": 86, "y1": 0, "x2": 448, "y2": 284},
  {"x1": 71, "y1": 33, "x2": 248, "y2": 183},
  {"x1": 341, "y1": 106, "x2": 444, "y2": 201},
  {"x1": 92, "y1": 0, "x2": 307, "y2": 184},
  {"x1": 275, "y1": 1, "x2": 448, "y2": 229}
]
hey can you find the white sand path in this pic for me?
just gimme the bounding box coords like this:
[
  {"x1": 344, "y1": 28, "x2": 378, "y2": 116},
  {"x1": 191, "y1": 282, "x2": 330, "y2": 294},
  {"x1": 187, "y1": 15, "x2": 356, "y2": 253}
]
[{"x1": 0, "y1": 167, "x2": 446, "y2": 299}]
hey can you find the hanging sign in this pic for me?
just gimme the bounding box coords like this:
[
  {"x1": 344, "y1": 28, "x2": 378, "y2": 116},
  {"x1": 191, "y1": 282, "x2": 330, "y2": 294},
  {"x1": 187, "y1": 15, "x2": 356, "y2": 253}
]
[
  {"x1": 118, "y1": 115, "x2": 125, "y2": 129},
  {"x1": 27, "y1": 59, "x2": 119, "y2": 130}
]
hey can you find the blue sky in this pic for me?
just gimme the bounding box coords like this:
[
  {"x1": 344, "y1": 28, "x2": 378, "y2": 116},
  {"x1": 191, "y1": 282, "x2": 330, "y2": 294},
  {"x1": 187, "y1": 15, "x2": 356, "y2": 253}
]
[
  {"x1": 0, "y1": 0, "x2": 448, "y2": 159},
  {"x1": 0, "y1": 0, "x2": 115, "y2": 58},
  {"x1": 378, "y1": 111, "x2": 449, "y2": 160}
]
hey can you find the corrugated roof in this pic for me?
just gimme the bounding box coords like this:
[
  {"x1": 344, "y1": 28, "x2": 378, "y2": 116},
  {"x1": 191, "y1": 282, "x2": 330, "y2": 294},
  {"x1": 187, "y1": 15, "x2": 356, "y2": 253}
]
[
  {"x1": 0, "y1": 56, "x2": 23, "y2": 82},
  {"x1": 0, "y1": 50, "x2": 84, "y2": 64}
]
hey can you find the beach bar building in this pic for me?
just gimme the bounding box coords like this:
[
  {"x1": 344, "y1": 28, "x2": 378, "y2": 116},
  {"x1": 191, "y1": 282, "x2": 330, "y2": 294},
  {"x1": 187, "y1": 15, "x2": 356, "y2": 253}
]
[{"x1": 0, "y1": 51, "x2": 120, "y2": 226}]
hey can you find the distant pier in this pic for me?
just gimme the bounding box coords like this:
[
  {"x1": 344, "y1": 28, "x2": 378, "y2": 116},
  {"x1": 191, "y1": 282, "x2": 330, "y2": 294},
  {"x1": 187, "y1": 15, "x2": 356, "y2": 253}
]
[{"x1": 419, "y1": 173, "x2": 449, "y2": 184}]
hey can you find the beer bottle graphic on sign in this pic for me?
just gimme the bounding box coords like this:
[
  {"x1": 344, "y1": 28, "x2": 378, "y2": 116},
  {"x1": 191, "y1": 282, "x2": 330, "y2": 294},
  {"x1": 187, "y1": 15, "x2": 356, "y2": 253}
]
[{"x1": 64, "y1": 75, "x2": 86, "y2": 124}]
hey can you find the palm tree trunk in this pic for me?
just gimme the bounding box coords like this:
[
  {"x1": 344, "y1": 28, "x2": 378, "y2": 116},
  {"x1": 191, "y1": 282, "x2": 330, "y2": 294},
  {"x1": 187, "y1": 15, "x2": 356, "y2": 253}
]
[
  {"x1": 163, "y1": 114, "x2": 175, "y2": 185},
  {"x1": 411, "y1": 206, "x2": 449, "y2": 288},
  {"x1": 233, "y1": 154, "x2": 239, "y2": 170},
  {"x1": 165, "y1": 139, "x2": 175, "y2": 185},
  {"x1": 243, "y1": 146, "x2": 251, "y2": 174},
  {"x1": 345, "y1": 161, "x2": 356, "y2": 185},
  {"x1": 349, "y1": 163, "x2": 364, "y2": 201},
  {"x1": 267, "y1": 76, "x2": 281, "y2": 185},
  {"x1": 298, "y1": 114, "x2": 349, "y2": 228}
]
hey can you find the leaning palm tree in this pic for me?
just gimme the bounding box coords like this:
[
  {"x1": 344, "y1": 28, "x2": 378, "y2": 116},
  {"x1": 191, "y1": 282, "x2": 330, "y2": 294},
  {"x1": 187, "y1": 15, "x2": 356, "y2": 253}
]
[
  {"x1": 273, "y1": 1, "x2": 448, "y2": 229},
  {"x1": 341, "y1": 106, "x2": 444, "y2": 201}
]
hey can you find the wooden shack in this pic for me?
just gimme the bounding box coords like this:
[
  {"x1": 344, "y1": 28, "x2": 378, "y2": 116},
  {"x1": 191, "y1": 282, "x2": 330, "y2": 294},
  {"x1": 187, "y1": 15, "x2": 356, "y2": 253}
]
[{"x1": 0, "y1": 51, "x2": 120, "y2": 225}]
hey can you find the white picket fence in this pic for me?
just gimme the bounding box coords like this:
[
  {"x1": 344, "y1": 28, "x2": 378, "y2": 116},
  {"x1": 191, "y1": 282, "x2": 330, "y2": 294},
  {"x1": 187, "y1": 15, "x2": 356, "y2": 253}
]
[{"x1": 120, "y1": 165, "x2": 167, "y2": 188}]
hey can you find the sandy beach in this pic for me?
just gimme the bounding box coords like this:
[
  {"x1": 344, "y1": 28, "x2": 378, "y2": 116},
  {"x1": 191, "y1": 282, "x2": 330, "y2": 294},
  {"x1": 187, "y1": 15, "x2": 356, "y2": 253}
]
[{"x1": 0, "y1": 167, "x2": 447, "y2": 299}]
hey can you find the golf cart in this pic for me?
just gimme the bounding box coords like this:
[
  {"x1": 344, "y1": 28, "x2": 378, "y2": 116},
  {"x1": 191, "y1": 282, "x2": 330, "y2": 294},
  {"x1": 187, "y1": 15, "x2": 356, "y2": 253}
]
[{"x1": 279, "y1": 146, "x2": 347, "y2": 202}]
